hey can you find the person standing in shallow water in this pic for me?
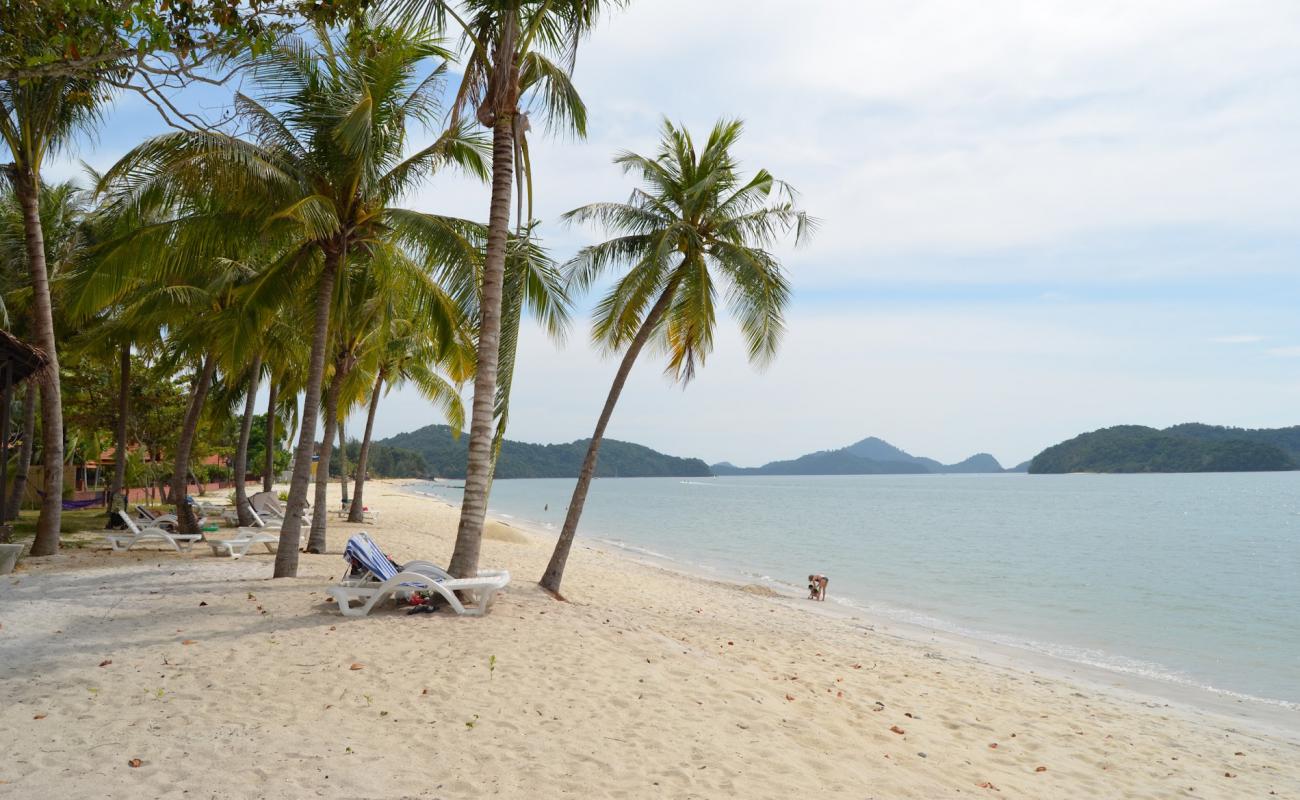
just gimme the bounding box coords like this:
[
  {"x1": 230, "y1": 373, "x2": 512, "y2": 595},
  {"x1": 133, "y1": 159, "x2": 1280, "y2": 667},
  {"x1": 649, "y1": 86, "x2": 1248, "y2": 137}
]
[{"x1": 808, "y1": 574, "x2": 828, "y2": 601}]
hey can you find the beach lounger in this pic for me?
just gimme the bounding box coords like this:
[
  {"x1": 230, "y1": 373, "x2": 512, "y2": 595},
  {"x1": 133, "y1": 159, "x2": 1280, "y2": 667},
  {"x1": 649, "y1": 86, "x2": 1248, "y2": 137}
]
[
  {"x1": 205, "y1": 508, "x2": 283, "y2": 558},
  {"x1": 137, "y1": 503, "x2": 211, "y2": 532},
  {"x1": 327, "y1": 532, "x2": 509, "y2": 618},
  {"x1": 250, "y1": 491, "x2": 285, "y2": 517},
  {"x1": 222, "y1": 492, "x2": 305, "y2": 526},
  {"x1": 206, "y1": 532, "x2": 279, "y2": 558},
  {"x1": 103, "y1": 515, "x2": 203, "y2": 553},
  {"x1": 332, "y1": 502, "x2": 380, "y2": 524}
]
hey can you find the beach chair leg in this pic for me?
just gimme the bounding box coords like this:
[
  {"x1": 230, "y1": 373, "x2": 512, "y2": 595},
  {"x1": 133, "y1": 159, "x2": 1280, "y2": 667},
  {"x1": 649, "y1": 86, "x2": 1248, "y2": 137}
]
[{"x1": 427, "y1": 583, "x2": 469, "y2": 616}]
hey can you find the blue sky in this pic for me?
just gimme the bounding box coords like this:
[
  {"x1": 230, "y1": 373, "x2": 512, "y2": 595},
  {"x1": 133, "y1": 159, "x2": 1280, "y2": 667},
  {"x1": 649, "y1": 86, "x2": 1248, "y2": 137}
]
[{"x1": 50, "y1": 0, "x2": 1300, "y2": 466}]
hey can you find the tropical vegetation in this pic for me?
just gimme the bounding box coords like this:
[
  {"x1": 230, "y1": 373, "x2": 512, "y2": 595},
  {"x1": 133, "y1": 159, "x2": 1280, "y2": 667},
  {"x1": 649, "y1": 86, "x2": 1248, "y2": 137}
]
[
  {"x1": 1029, "y1": 425, "x2": 1299, "y2": 474},
  {"x1": 0, "y1": 1, "x2": 809, "y2": 590},
  {"x1": 378, "y1": 423, "x2": 712, "y2": 479}
]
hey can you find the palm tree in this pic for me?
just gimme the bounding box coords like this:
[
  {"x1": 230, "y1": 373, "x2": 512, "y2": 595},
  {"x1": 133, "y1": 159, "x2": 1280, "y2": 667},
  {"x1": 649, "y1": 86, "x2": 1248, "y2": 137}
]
[
  {"x1": 230, "y1": 354, "x2": 264, "y2": 526},
  {"x1": 0, "y1": 63, "x2": 110, "y2": 554},
  {"x1": 445, "y1": 0, "x2": 622, "y2": 580},
  {"x1": 349, "y1": 313, "x2": 473, "y2": 520},
  {"x1": 539, "y1": 119, "x2": 813, "y2": 595},
  {"x1": 487, "y1": 231, "x2": 569, "y2": 478},
  {"x1": 0, "y1": 180, "x2": 91, "y2": 519},
  {"x1": 110, "y1": 261, "x2": 260, "y2": 532},
  {"x1": 306, "y1": 241, "x2": 472, "y2": 552},
  {"x1": 95, "y1": 23, "x2": 487, "y2": 576},
  {"x1": 262, "y1": 378, "x2": 280, "y2": 493}
]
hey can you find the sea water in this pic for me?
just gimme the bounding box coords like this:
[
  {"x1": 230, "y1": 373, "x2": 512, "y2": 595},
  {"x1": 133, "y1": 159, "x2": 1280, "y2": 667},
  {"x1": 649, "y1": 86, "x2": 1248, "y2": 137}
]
[{"x1": 414, "y1": 473, "x2": 1300, "y2": 711}]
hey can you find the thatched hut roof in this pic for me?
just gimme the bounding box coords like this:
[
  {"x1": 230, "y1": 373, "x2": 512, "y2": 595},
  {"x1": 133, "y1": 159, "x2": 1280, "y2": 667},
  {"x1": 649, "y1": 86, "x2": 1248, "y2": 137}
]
[{"x1": 0, "y1": 329, "x2": 49, "y2": 384}]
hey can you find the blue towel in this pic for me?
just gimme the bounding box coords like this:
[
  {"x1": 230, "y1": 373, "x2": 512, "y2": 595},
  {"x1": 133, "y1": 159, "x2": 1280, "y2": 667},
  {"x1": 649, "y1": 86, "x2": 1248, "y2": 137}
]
[
  {"x1": 344, "y1": 533, "x2": 399, "y2": 581},
  {"x1": 343, "y1": 533, "x2": 450, "y2": 586}
]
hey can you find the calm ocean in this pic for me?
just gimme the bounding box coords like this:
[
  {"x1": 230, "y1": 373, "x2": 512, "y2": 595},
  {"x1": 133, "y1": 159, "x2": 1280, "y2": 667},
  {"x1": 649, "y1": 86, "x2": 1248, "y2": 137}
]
[{"x1": 414, "y1": 473, "x2": 1300, "y2": 711}]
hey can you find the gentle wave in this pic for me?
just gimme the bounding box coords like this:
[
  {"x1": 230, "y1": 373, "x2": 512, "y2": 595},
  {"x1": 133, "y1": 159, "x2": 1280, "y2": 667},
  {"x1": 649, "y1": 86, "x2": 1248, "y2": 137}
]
[
  {"x1": 825, "y1": 595, "x2": 1300, "y2": 713},
  {"x1": 410, "y1": 475, "x2": 1300, "y2": 712},
  {"x1": 592, "y1": 538, "x2": 676, "y2": 562}
]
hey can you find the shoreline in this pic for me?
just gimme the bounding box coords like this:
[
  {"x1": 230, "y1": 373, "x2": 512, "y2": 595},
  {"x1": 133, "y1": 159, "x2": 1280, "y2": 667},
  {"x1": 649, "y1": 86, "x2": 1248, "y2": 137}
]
[
  {"x1": 3, "y1": 478, "x2": 1297, "y2": 798},
  {"x1": 401, "y1": 479, "x2": 1300, "y2": 743}
]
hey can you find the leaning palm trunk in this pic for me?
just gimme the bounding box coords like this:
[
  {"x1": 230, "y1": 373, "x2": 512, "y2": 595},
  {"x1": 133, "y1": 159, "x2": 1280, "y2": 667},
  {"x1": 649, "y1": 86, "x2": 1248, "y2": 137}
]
[
  {"x1": 337, "y1": 420, "x2": 349, "y2": 508},
  {"x1": 540, "y1": 284, "x2": 677, "y2": 595},
  {"x1": 170, "y1": 353, "x2": 217, "y2": 535},
  {"x1": 449, "y1": 112, "x2": 515, "y2": 580},
  {"x1": 307, "y1": 359, "x2": 347, "y2": 554},
  {"x1": 263, "y1": 380, "x2": 278, "y2": 493},
  {"x1": 15, "y1": 170, "x2": 63, "y2": 556},
  {"x1": 6, "y1": 383, "x2": 36, "y2": 519},
  {"x1": 276, "y1": 253, "x2": 340, "y2": 577},
  {"x1": 233, "y1": 354, "x2": 262, "y2": 527},
  {"x1": 348, "y1": 375, "x2": 383, "y2": 522},
  {"x1": 110, "y1": 346, "x2": 129, "y2": 512}
]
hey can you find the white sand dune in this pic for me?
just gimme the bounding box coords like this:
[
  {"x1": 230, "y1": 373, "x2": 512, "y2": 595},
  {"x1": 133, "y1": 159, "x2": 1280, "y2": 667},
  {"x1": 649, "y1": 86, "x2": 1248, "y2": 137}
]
[{"x1": 1, "y1": 480, "x2": 1296, "y2": 799}]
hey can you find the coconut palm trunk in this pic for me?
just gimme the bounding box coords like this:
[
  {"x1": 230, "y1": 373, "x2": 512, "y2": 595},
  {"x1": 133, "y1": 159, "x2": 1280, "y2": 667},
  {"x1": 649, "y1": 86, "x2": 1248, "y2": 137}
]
[
  {"x1": 540, "y1": 283, "x2": 677, "y2": 594},
  {"x1": 14, "y1": 169, "x2": 64, "y2": 556},
  {"x1": 276, "y1": 252, "x2": 339, "y2": 576},
  {"x1": 337, "y1": 420, "x2": 348, "y2": 509},
  {"x1": 170, "y1": 353, "x2": 217, "y2": 535},
  {"x1": 263, "y1": 380, "x2": 278, "y2": 492},
  {"x1": 349, "y1": 375, "x2": 382, "y2": 522},
  {"x1": 449, "y1": 111, "x2": 515, "y2": 579},
  {"x1": 307, "y1": 357, "x2": 347, "y2": 554},
  {"x1": 233, "y1": 354, "x2": 262, "y2": 527},
  {"x1": 110, "y1": 345, "x2": 129, "y2": 512},
  {"x1": 6, "y1": 382, "x2": 36, "y2": 519}
]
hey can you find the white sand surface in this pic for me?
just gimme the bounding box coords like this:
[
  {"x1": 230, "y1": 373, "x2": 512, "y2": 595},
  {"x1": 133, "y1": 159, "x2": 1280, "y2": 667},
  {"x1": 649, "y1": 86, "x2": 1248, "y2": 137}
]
[{"x1": 1, "y1": 480, "x2": 1296, "y2": 799}]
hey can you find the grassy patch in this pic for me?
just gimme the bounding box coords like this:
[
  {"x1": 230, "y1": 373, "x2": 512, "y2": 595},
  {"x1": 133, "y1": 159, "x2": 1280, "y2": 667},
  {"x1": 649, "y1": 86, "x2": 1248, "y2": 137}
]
[{"x1": 7, "y1": 509, "x2": 110, "y2": 544}]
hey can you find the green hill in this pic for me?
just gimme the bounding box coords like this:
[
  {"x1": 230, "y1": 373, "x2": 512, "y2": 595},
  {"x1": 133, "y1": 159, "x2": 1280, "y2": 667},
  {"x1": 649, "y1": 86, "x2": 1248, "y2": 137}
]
[
  {"x1": 1163, "y1": 423, "x2": 1300, "y2": 462},
  {"x1": 1028, "y1": 425, "x2": 1296, "y2": 474},
  {"x1": 376, "y1": 425, "x2": 712, "y2": 479}
]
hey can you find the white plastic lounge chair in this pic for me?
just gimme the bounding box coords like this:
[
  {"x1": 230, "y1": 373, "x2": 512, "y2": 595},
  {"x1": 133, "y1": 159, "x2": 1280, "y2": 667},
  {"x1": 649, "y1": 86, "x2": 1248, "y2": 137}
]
[
  {"x1": 207, "y1": 531, "x2": 279, "y2": 558},
  {"x1": 103, "y1": 515, "x2": 203, "y2": 553},
  {"x1": 250, "y1": 491, "x2": 286, "y2": 517},
  {"x1": 205, "y1": 508, "x2": 283, "y2": 558},
  {"x1": 133, "y1": 505, "x2": 182, "y2": 532},
  {"x1": 243, "y1": 508, "x2": 282, "y2": 529},
  {"x1": 333, "y1": 501, "x2": 380, "y2": 525},
  {"x1": 327, "y1": 533, "x2": 509, "y2": 618}
]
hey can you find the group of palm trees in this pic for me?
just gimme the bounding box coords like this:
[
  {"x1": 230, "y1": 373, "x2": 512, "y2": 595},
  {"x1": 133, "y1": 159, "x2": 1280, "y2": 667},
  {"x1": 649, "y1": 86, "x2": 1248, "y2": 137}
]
[{"x1": 1, "y1": 1, "x2": 810, "y2": 594}]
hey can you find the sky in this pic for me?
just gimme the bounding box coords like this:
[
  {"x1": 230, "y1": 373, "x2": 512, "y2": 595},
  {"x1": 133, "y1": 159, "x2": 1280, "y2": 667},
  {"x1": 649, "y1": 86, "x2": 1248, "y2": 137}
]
[{"x1": 51, "y1": 0, "x2": 1300, "y2": 467}]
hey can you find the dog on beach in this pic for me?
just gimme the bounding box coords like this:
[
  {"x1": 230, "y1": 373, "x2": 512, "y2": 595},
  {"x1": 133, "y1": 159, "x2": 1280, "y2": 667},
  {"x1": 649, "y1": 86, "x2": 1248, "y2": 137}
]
[{"x1": 808, "y1": 574, "x2": 828, "y2": 601}]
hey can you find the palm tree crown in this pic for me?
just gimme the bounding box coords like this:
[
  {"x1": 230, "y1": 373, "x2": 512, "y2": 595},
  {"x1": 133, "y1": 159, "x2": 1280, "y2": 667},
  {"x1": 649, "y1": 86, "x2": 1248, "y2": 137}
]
[{"x1": 565, "y1": 118, "x2": 814, "y2": 382}]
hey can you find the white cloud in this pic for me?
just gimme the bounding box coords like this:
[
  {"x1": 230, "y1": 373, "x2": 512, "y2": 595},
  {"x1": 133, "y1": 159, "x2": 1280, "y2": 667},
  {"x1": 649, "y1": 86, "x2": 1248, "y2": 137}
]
[
  {"x1": 54, "y1": 1, "x2": 1300, "y2": 467},
  {"x1": 541, "y1": 0, "x2": 1300, "y2": 283}
]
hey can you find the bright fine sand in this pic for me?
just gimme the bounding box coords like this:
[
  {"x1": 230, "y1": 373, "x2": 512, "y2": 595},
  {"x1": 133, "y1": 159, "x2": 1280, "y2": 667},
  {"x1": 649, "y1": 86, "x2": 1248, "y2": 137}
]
[{"x1": 1, "y1": 481, "x2": 1297, "y2": 799}]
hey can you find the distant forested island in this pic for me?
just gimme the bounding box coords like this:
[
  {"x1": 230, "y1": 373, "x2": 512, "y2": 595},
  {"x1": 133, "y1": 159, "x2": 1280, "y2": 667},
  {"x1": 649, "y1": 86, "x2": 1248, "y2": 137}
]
[
  {"x1": 713, "y1": 436, "x2": 1017, "y2": 476},
  {"x1": 1028, "y1": 424, "x2": 1300, "y2": 474},
  {"x1": 375, "y1": 425, "x2": 712, "y2": 479}
]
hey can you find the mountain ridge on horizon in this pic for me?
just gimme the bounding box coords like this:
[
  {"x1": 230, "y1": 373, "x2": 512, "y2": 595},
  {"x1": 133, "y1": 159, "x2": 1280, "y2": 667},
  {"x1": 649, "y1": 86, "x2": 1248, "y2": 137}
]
[
  {"x1": 376, "y1": 424, "x2": 712, "y2": 479},
  {"x1": 712, "y1": 435, "x2": 1021, "y2": 476}
]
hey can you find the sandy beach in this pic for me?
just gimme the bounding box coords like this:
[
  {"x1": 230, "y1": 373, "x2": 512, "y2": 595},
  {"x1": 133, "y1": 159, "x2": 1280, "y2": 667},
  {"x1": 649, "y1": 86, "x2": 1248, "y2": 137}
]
[{"x1": 1, "y1": 480, "x2": 1297, "y2": 799}]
